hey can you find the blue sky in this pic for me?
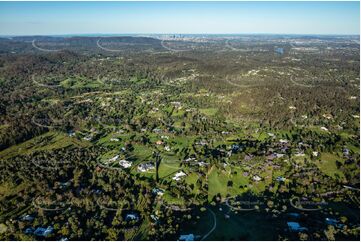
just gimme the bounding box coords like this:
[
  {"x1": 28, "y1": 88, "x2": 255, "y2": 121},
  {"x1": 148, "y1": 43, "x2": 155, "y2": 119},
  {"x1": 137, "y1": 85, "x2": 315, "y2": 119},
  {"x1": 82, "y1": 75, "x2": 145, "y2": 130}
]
[{"x1": 0, "y1": 1, "x2": 359, "y2": 35}]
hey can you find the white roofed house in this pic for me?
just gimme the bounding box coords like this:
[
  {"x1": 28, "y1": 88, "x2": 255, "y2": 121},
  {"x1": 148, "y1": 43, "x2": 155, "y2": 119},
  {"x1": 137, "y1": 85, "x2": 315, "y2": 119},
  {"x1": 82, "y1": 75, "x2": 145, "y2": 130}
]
[
  {"x1": 173, "y1": 171, "x2": 186, "y2": 181},
  {"x1": 253, "y1": 175, "x2": 262, "y2": 182},
  {"x1": 320, "y1": 126, "x2": 329, "y2": 132},
  {"x1": 138, "y1": 162, "x2": 155, "y2": 172},
  {"x1": 109, "y1": 155, "x2": 119, "y2": 162},
  {"x1": 118, "y1": 159, "x2": 132, "y2": 168}
]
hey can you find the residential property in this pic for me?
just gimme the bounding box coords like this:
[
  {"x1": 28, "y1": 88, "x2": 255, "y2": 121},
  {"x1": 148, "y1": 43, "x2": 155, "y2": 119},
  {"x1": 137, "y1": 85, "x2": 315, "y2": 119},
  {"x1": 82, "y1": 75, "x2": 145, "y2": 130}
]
[
  {"x1": 152, "y1": 188, "x2": 164, "y2": 196},
  {"x1": 320, "y1": 126, "x2": 329, "y2": 131},
  {"x1": 276, "y1": 176, "x2": 286, "y2": 182},
  {"x1": 138, "y1": 162, "x2": 155, "y2": 172},
  {"x1": 21, "y1": 214, "x2": 35, "y2": 222},
  {"x1": 33, "y1": 226, "x2": 54, "y2": 237},
  {"x1": 67, "y1": 131, "x2": 76, "y2": 137},
  {"x1": 119, "y1": 159, "x2": 132, "y2": 168},
  {"x1": 125, "y1": 213, "x2": 139, "y2": 222},
  {"x1": 173, "y1": 171, "x2": 186, "y2": 181},
  {"x1": 156, "y1": 140, "x2": 164, "y2": 145},
  {"x1": 253, "y1": 175, "x2": 262, "y2": 182},
  {"x1": 109, "y1": 155, "x2": 119, "y2": 162},
  {"x1": 325, "y1": 218, "x2": 345, "y2": 229}
]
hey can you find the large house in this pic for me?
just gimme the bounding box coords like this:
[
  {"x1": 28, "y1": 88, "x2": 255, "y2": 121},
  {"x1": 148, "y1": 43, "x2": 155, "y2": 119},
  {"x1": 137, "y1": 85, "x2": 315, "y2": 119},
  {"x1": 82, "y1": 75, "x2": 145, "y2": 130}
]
[
  {"x1": 173, "y1": 171, "x2": 186, "y2": 181},
  {"x1": 119, "y1": 159, "x2": 132, "y2": 168},
  {"x1": 33, "y1": 226, "x2": 54, "y2": 237},
  {"x1": 138, "y1": 162, "x2": 155, "y2": 172}
]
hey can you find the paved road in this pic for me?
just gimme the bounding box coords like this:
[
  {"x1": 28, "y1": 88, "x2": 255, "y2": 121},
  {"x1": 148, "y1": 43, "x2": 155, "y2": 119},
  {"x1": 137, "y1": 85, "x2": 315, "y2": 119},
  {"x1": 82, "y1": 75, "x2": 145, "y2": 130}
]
[
  {"x1": 201, "y1": 208, "x2": 216, "y2": 241},
  {"x1": 96, "y1": 38, "x2": 122, "y2": 52},
  {"x1": 32, "y1": 39, "x2": 61, "y2": 52}
]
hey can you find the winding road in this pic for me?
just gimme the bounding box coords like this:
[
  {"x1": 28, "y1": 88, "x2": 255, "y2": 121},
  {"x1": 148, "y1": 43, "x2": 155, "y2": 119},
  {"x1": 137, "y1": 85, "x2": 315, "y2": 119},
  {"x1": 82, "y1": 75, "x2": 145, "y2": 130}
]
[
  {"x1": 201, "y1": 208, "x2": 217, "y2": 241},
  {"x1": 96, "y1": 38, "x2": 123, "y2": 52},
  {"x1": 32, "y1": 39, "x2": 62, "y2": 52}
]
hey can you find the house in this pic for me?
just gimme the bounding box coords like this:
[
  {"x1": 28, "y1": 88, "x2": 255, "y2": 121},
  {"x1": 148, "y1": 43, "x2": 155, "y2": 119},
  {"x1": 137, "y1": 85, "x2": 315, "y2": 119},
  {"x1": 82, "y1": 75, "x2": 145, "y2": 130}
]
[
  {"x1": 312, "y1": 151, "x2": 319, "y2": 157},
  {"x1": 119, "y1": 160, "x2": 132, "y2": 168},
  {"x1": 24, "y1": 228, "x2": 34, "y2": 234},
  {"x1": 125, "y1": 213, "x2": 139, "y2": 222},
  {"x1": 109, "y1": 155, "x2": 119, "y2": 162},
  {"x1": 156, "y1": 140, "x2": 164, "y2": 145},
  {"x1": 59, "y1": 182, "x2": 70, "y2": 189},
  {"x1": 197, "y1": 161, "x2": 208, "y2": 167},
  {"x1": 150, "y1": 214, "x2": 159, "y2": 222},
  {"x1": 196, "y1": 140, "x2": 207, "y2": 146},
  {"x1": 152, "y1": 128, "x2": 162, "y2": 133},
  {"x1": 83, "y1": 135, "x2": 93, "y2": 141},
  {"x1": 67, "y1": 131, "x2": 76, "y2": 137},
  {"x1": 231, "y1": 144, "x2": 240, "y2": 152},
  {"x1": 343, "y1": 148, "x2": 350, "y2": 156},
  {"x1": 170, "y1": 101, "x2": 182, "y2": 108},
  {"x1": 276, "y1": 176, "x2": 286, "y2": 182},
  {"x1": 173, "y1": 171, "x2": 186, "y2": 181},
  {"x1": 33, "y1": 226, "x2": 53, "y2": 237},
  {"x1": 287, "y1": 222, "x2": 307, "y2": 232},
  {"x1": 275, "y1": 153, "x2": 285, "y2": 158},
  {"x1": 325, "y1": 218, "x2": 338, "y2": 225},
  {"x1": 295, "y1": 152, "x2": 305, "y2": 157},
  {"x1": 267, "y1": 153, "x2": 277, "y2": 160},
  {"x1": 320, "y1": 127, "x2": 329, "y2": 131},
  {"x1": 152, "y1": 188, "x2": 164, "y2": 196},
  {"x1": 184, "y1": 157, "x2": 196, "y2": 162},
  {"x1": 322, "y1": 114, "x2": 333, "y2": 120},
  {"x1": 164, "y1": 146, "x2": 171, "y2": 151},
  {"x1": 138, "y1": 162, "x2": 155, "y2": 172},
  {"x1": 325, "y1": 218, "x2": 345, "y2": 229},
  {"x1": 253, "y1": 175, "x2": 262, "y2": 182},
  {"x1": 179, "y1": 234, "x2": 195, "y2": 241},
  {"x1": 21, "y1": 214, "x2": 35, "y2": 222}
]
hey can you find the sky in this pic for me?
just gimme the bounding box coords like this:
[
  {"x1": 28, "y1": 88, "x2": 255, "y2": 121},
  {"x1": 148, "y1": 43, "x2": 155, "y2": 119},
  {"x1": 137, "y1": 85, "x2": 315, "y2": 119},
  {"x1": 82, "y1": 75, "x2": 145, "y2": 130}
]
[{"x1": 0, "y1": 1, "x2": 359, "y2": 36}]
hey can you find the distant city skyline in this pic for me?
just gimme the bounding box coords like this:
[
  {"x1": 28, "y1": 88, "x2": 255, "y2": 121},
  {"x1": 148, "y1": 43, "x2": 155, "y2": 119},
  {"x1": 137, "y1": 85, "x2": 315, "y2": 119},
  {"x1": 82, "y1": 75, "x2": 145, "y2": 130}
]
[{"x1": 0, "y1": 1, "x2": 359, "y2": 36}]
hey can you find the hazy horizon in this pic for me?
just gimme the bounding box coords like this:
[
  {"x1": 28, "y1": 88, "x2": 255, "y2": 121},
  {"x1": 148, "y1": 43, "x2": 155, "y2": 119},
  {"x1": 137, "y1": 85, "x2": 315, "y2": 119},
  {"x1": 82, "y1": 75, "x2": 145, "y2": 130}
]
[{"x1": 0, "y1": 1, "x2": 359, "y2": 36}]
